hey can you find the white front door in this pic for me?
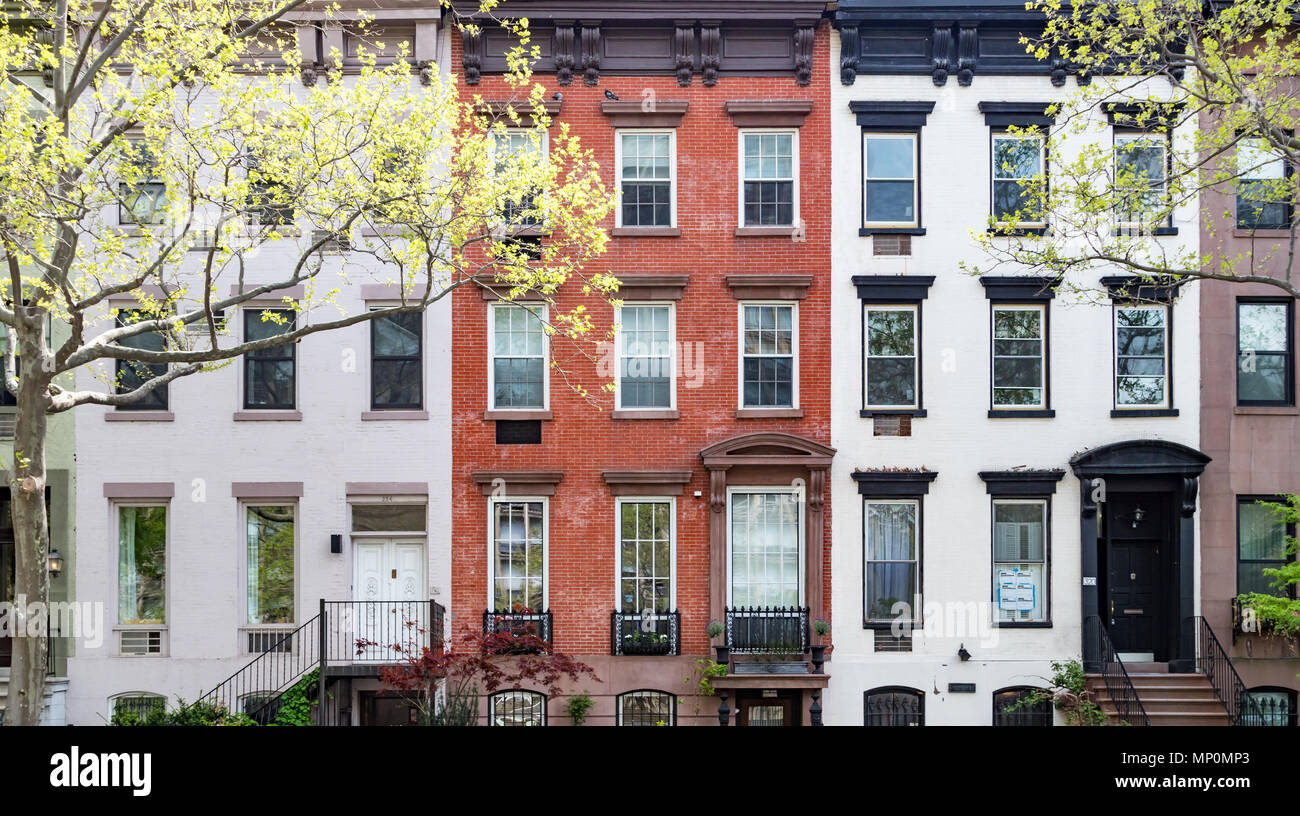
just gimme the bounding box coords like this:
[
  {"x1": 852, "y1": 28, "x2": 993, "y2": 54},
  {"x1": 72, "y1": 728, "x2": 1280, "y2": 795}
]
[{"x1": 353, "y1": 538, "x2": 426, "y2": 662}]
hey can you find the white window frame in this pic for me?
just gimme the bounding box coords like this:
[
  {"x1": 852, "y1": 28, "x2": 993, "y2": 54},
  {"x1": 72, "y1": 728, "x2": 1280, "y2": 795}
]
[
  {"x1": 991, "y1": 303, "x2": 1047, "y2": 410},
  {"x1": 864, "y1": 498, "x2": 921, "y2": 625},
  {"x1": 1113, "y1": 130, "x2": 1169, "y2": 229},
  {"x1": 737, "y1": 128, "x2": 800, "y2": 228},
  {"x1": 992, "y1": 498, "x2": 1049, "y2": 624},
  {"x1": 737, "y1": 301, "x2": 800, "y2": 410},
  {"x1": 486, "y1": 496, "x2": 549, "y2": 612},
  {"x1": 991, "y1": 130, "x2": 1046, "y2": 226},
  {"x1": 864, "y1": 304, "x2": 919, "y2": 410},
  {"x1": 1114, "y1": 304, "x2": 1170, "y2": 410},
  {"x1": 613, "y1": 496, "x2": 677, "y2": 612},
  {"x1": 486, "y1": 302, "x2": 549, "y2": 412},
  {"x1": 614, "y1": 302, "x2": 676, "y2": 411},
  {"x1": 724, "y1": 486, "x2": 806, "y2": 608},
  {"x1": 113, "y1": 501, "x2": 170, "y2": 639},
  {"x1": 614, "y1": 129, "x2": 677, "y2": 229},
  {"x1": 863, "y1": 131, "x2": 919, "y2": 229},
  {"x1": 492, "y1": 128, "x2": 550, "y2": 227},
  {"x1": 240, "y1": 501, "x2": 299, "y2": 627}
]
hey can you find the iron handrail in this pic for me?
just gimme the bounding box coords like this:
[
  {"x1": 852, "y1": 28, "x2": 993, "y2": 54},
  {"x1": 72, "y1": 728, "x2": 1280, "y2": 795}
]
[
  {"x1": 1189, "y1": 616, "x2": 1267, "y2": 726},
  {"x1": 1083, "y1": 615, "x2": 1149, "y2": 726}
]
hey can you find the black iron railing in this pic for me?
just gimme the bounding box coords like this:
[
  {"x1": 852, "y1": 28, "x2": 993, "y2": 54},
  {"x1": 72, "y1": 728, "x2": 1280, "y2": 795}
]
[
  {"x1": 325, "y1": 599, "x2": 444, "y2": 664},
  {"x1": 1083, "y1": 616, "x2": 1149, "y2": 726},
  {"x1": 1241, "y1": 692, "x2": 1296, "y2": 726},
  {"x1": 1189, "y1": 616, "x2": 1266, "y2": 726},
  {"x1": 199, "y1": 614, "x2": 320, "y2": 724},
  {"x1": 725, "y1": 606, "x2": 809, "y2": 655},
  {"x1": 610, "y1": 610, "x2": 680, "y2": 656},
  {"x1": 483, "y1": 609, "x2": 553, "y2": 646}
]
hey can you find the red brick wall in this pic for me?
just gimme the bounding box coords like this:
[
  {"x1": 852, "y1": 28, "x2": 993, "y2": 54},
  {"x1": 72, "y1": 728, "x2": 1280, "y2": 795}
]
[{"x1": 450, "y1": 23, "x2": 834, "y2": 661}]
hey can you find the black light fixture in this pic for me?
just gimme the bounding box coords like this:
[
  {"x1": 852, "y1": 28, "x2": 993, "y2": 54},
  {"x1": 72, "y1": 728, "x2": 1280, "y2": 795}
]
[
  {"x1": 1125, "y1": 505, "x2": 1147, "y2": 528},
  {"x1": 47, "y1": 548, "x2": 63, "y2": 577},
  {"x1": 957, "y1": 644, "x2": 971, "y2": 661},
  {"x1": 330, "y1": 534, "x2": 342, "y2": 554}
]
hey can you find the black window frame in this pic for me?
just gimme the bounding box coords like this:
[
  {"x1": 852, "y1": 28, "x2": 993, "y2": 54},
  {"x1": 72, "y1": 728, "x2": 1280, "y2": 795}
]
[
  {"x1": 1111, "y1": 124, "x2": 1177, "y2": 236},
  {"x1": 114, "y1": 309, "x2": 169, "y2": 411},
  {"x1": 1236, "y1": 494, "x2": 1296, "y2": 599},
  {"x1": 488, "y1": 689, "x2": 547, "y2": 726},
  {"x1": 369, "y1": 309, "x2": 423, "y2": 411},
  {"x1": 616, "y1": 689, "x2": 677, "y2": 726},
  {"x1": 853, "y1": 469, "x2": 937, "y2": 631},
  {"x1": 850, "y1": 101, "x2": 934, "y2": 237},
  {"x1": 993, "y1": 686, "x2": 1053, "y2": 726},
  {"x1": 243, "y1": 308, "x2": 297, "y2": 410},
  {"x1": 864, "y1": 686, "x2": 925, "y2": 726},
  {"x1": 855, "y1": 276, "x2": 934, "y2": 418},
  {"x1": 1236, "y1": 297, "x2": 1296, "y2": 407},
  {"x1": 1244, "y1": 686, "x2": 1298, "y2": 726},
  {"x1": 1235, "y1": 133, "x2": 1294, "y2": 231}
]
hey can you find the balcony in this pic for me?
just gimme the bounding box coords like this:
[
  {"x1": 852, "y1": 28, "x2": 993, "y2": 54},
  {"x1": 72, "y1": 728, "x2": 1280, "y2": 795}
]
[
  {"x1": 725, "y1": 607, "x2": 809, "y2": 655},
  {"x1": 482, "y1": 609, "x2": 553, "y2": 653},
  {"x1": 610, "y1": 611, "x2": 680, "y2": 656}
]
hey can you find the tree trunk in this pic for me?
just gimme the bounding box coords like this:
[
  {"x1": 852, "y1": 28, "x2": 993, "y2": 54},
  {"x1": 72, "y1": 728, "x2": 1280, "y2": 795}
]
[{"x1": 4, "y1": 327, "x2": 51, "y2": 727}]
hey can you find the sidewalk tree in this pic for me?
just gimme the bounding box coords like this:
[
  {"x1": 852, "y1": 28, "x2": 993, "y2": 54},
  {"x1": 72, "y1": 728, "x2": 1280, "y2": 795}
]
[{"x1": 0, "y1": 0, "x2": 614, "y2": 725}]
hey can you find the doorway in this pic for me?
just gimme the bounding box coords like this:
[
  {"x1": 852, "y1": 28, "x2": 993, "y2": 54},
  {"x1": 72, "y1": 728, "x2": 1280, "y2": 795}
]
[
  {"x1": 358, "y1": 691, "x2": 418, "y2": 726},
  {"x1": 352, "y1": 538, "x2": 426, "y2": 662},
  {"x1": 1103, "y1": 493, "x2": 1171, "y2": 661},
  {"x1": 736, "y1": 690, "x2": 801, "y2": 726}
]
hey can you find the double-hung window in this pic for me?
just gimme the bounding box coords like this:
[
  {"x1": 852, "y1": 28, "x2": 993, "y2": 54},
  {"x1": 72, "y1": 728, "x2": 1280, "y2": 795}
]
[
  {"x1": 243, "y1": 309, "x2": 296, "y2": 410},
  {"x1": 494, "y1": 130, "x2": 547, "y2": 227},
  {"x1": 244, "y1": 152, "x2": 295, "y2": 227},
  {"x1": 1237, "y1": 498, "x2": 1294, "y2": 598},
  {"x1": 1237, "y1": 137, "x2": 1291, "y2": 230},
  {"x1": 618, "y1": 499, "x2": 673, "y2": 614},
  {"x1": 119, "y1": 138, "x2": 166, "y2": 226},
  {"x1": 118, "y1": 505, "x2": 166, "y2": 626},
  {"x1": 993, "y1": 500, "x2": 1048, "y2": 624},
  {"x1": 991, "y1": 305, "x2": 1046, "y2": 409},
  {"x1": 245, "y1": 505, "x2": 295, "y2": 625},
  {"x1": 728, "y1": 489, "x2": 802, "y2": 609},
  {"x1": 991, "y1": 131, "x2": 1045, "y2": 225},
  {"x1": 617, "y1": 131, "x2": 674, "y2": 228},
  {"x1": 489, "y1": 303, "x2": 547, "y2": 410},
  {"x1": 370, "y1": 309, "x2": 423, "y2": 410},
  {"x1": 739, "y1": 303, "x2": 797, "y2": 409},
  {"x1": 1114, "y1": 305, "x2": 1169, "y2": 408},
  {"x1": 864, "y1": 500, "x2": 919, "y2": 624},
  {"x1": 865, "y1": 306, "x2": 918, "y2": 409},
  {"x1": 1237, "y1": 300, "x2": 1294, "y2": 406},
  {"x1": 1114, "y1": 131, "x2": 1169, "y2": 230},
  {"x1": 740, "y1": 130, "x2": 797, "y2": 227},
  {"x1": 115, "y1": 310, "x2": 168, "y2": 411},
  {"x1": 489, "y1": 498, "x2": 546, "y2": 612},
  {"x1": 616, "y1": 304, "x2": 673, "y2": 410},
  {"x1": 863, "y1": 133, "x2": 918, "y2": 228}
]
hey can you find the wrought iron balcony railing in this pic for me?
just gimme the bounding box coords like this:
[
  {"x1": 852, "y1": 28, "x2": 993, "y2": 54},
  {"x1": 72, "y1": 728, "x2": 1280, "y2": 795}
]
[
  {"x1": 610, "y1": 610, "x2": 680, "y2": 656},
  {"x1": 725, "y1": 606, "x2": 809, "y2": 655},
  {"x1": 483, "y1": 609, "x2": 553, "y2": 651}
]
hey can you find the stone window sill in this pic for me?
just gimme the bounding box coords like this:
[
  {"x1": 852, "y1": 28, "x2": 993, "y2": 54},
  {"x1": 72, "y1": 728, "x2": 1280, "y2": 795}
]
[
  {"x1": 106, "y1": 411, "x2": 175, "y2": 422},
  {"x1": 483, "y1": 409, "x2": 553, "y2": 421},
  {"x1": 735, "y1": 408, "x2": 804, "y2": 419},
  {"x1": 611, "y1": 409, "x2": 680, "y2": 420},
  {"x1": 1234, "y1": 405, "x2": 1300, "y2": 415},
  {"x1": 610, "y1": 227, "x2": 680, "y2": 238},
  {"x1": 233, "y1": 410, "x2": 303, "y2": 421},
  {"x1": 361, "y1": 410, "x2": 429, "y2": 421}
]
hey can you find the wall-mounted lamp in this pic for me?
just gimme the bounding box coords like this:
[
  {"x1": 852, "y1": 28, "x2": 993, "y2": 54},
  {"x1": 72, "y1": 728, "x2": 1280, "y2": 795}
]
[
  {"x1": 47, "y1": 548, "x2": 63, "y2": 577},
  {"x1": 1125, "y1": 505, "x2": 1147, "y2": 529},
  {"x1": 330, "y1": 534, "x2": 342, "y2": 554},
  {"x1": 957, "y1": 644, "x2": 971, "y2": 661}
]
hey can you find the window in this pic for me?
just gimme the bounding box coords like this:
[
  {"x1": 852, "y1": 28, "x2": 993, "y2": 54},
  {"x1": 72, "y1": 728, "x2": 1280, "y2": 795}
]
[
  {"x1": 110, "y1": 693, "x2": 165, "y2": 722},
  {"x1": 1114, "y1": 131, "x2": 1168, "y2": 228},
  {"x1": 863, "y1": 133, "x2": 918, "y2": 228},
  {"x1": 243, "y1": 309, "x2": 296, "y2": 409},
  {"x1": 616, "y1": 304, "x2": 673, "y2": 410},
  {"x1": 245, "y1": 505, "x2": 294, "y2": 625},
  {"x1": 1237, "y1": 137, "x2": 1291, "y2": 230},
  {"x1": 618, "y1": 690, "x2": 676, "y2": 726},
  {"x1": 729, "y1": 490, "x2": 802, "y2": 608},
  {"x1": 1243, "y1": 687, "x2": 1297, "y2": 726},
  {"x1": 1237, "y1": 300, "x2": 1294, "y2": 406},
  {"x1": 1114, "y1": 305, "x2": 1168, "y2": 408},
  {"x1": 351, "y1": 503, "x2": 428, "y2": 533},
  {"x1": 114, "y1": 310, "x2": 168, "y2": 410},
  {"x1": 993, "y1": 687, "x2": 1053, "y2": 726},
  {"x1": 617, "y1": 131, "x2": 674, "y2": 228},
  {"x1": 244, "y1": 152, "x2": 294, "y2": 226},
  {"x1": 993, "y1": 500, "x2": 1048, "y2": 623},
  {"x1": 371, "y1": 310, "x2": 422, "y2": 410},
  {"x1": 740, "y1": 130, "x2": 797, "y2": 227},
  {"x1": 864, "y1": 687, "x2": 924, "y2": 726},
  {"x1": 865, "y1": 306, "x2": 917, "y2": 409},
  {"x1": 739, "y1": 303, "x2": 796, "y2": 409},
  {"x1": 992, "y1": 305, "x2": 1046, "y2": 409},
  {"x1": 618, "y1": 500, "x2": 673, "y2": 614},
  {"x1": 240, "y1": 693, "x2": 282, "y2": 725},
  {"x1": 490, "y1": 499, "x2": 545, "y2": 611},
  {"x1": 489, "y1": 303, "x2": 547, "y2": 410},
  {"x1": 864, "y1": 501, "x2": 918, "y2": 624},
  {"x1": 118, "y1": 138, "x2": 165, "y2": 225},
  {"x1": 490, "y1": 690, "x2": 546, "y2": 726},
  {"x1": 494, "y1": 130, "x2": 547, "y2": 226},
  {"x1": 992, "y1": 132, "x2": 1045, "y2": 224},
  {"x1": 118, "y1": 505, "x2": 166, "y2": 625},
  {"x1": 1237, "y1": 498, "x2": 1294, "y2": 597}
]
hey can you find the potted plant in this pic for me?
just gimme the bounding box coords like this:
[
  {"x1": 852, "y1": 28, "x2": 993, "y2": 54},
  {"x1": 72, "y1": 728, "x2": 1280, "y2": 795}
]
[
  {"x1": 706, "y1": 619, "x2": 729, "y2": 666},
  {"x1": 810, "y1": 619, "x2": 830, "y2": 672}
]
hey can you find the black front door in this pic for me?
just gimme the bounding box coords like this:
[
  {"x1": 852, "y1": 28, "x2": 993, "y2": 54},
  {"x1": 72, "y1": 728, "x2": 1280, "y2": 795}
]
[
  {"x1": 1105, "y1": 493, "x2": 1169, "y2": 657},
  {"x1": 736, "y1": 691, "x2": 800, "y2": 726}
]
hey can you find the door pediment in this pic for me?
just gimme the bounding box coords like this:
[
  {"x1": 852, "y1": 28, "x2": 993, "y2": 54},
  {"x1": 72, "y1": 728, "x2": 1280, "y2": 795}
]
[{"x1": 1069, "y1": 439, "x2": 1210, "y2": 478}]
